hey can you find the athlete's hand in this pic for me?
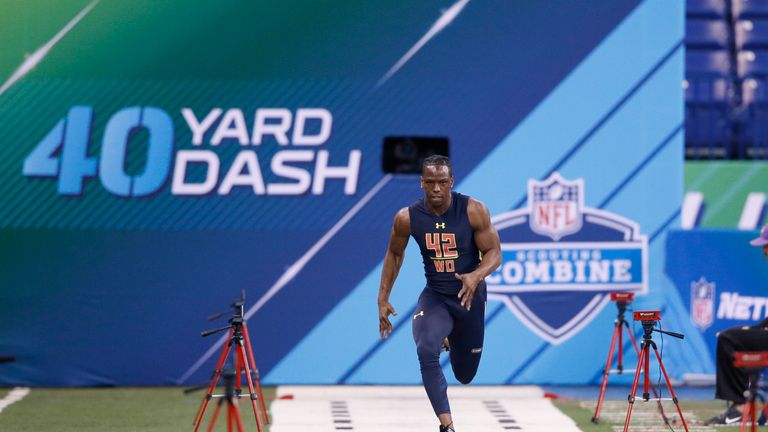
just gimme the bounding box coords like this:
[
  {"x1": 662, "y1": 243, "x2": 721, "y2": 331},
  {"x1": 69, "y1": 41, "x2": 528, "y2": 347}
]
[
  {"x1": 456, "y1": 272, "x2": 481, "y2": 311},
  {"x1": 378, "y1": 300, "x2": 398, "y2": 339}
]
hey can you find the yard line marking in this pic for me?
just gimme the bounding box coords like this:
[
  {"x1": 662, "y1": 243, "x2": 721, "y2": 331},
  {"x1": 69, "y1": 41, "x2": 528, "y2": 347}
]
[
  {"x1": 270, "y1": 386, "x2": 580, "y2": 431},
  {"x1": 580, "y1": 400, "x2": 713, "y2": 431},
  {"x1": 0, "y1": 387, "x2": 30, "y2": 414},
  {"x1": 0, "y1": 0, "x2": 100, "y2": 97}
]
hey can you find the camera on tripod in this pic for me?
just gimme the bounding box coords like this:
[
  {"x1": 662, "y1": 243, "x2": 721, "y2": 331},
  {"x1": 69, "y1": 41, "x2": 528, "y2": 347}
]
[{"x1": 192, "y1": 290, "x2": 270, "y2": 432}]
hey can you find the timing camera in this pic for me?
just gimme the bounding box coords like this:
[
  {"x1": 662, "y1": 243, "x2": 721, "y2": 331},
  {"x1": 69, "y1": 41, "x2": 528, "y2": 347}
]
[{"x1": 633, "y1": 310, "x2": 661, "y2": 321}]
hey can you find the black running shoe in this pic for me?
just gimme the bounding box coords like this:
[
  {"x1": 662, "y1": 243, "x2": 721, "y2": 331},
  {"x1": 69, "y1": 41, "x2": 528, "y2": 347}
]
[
  {"x1": 439, "y1": 425, "x2": 455, "y2": 432},
  {"x1": 704, "y1": 403, "x2": 742, "y2": 426}
]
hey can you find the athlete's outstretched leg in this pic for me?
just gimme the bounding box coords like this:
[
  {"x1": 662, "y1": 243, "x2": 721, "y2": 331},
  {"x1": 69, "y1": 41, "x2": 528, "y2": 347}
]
[
  {"x1": 413, "y1": 289, "x2": 454, "y2": 418},
  {"x1": 448, "y1": 284, "x2": 486, "y2": 384}
]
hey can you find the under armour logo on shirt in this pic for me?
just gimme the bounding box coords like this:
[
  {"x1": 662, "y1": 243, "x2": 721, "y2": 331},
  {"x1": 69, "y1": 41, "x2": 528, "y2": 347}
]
[{"x1": 435, "y1": 222, "x2": 445, "y2": 229}]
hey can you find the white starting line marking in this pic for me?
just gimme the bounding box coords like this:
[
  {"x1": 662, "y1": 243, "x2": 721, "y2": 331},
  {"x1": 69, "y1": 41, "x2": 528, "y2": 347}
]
[
  {"x1": 580, "y1": 400, "x2": 714, "y2": 432},
  {"x1": 270, "y1": 386, "x2": 581, "y2": 432},
  {"x1": 0, "y1": 387, "x2": 30, "y2": 414}
]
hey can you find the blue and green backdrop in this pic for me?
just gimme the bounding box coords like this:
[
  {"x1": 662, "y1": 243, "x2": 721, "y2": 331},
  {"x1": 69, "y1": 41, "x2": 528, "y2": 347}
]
[{"x1": 0, "y1": 0, "x2": 695, "y2": 386}]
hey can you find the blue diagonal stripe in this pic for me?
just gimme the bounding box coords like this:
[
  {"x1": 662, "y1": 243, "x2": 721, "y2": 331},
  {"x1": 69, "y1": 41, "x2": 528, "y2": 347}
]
[
  {"x1": 504, "y1": 342, "x2": 549, "y2": 384},
  {"x1": 512, "y1": 41, "x2": 683, "y2": 211},
  {"x1": 598, "y1": 125, "x2": 683, "y2": 209},
  {"x1": 338, "y1": 305, "x2": 418, "y2": 383},
  {"x1": 651, "y1": 209, "x2": 680, "y2": 243}
]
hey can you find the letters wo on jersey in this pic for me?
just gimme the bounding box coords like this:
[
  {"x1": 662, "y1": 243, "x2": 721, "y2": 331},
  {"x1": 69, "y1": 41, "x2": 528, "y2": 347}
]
[{"x1": 486, "y1": 173, "x2": 648, "y2": 344}]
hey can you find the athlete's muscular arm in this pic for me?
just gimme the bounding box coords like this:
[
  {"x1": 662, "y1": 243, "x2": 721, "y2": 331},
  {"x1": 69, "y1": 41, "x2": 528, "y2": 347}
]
[
  {"x1": 456, "y1": 198, "x2": 501, "y2": 310},
  {"x1": 378, "y1": 208, "x2": 410, "y2": 339}
]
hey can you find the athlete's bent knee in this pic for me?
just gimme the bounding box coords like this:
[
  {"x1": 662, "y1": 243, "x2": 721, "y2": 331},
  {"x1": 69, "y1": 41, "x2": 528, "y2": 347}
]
[{"x1": 454, "y1": 370, "x2": 477, "y2": 385}]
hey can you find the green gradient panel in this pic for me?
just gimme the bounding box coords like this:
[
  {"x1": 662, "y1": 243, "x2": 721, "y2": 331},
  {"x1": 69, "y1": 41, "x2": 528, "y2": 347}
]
[
  {"x1": 685, "y1": 161, "x2": 768, "y2": 227},
  {"x1": 0, "y1": 0, "x2": 91, "y2": 79},
  {"x1": 0, "y1": 0, "x2": 441, "y2": 80}
]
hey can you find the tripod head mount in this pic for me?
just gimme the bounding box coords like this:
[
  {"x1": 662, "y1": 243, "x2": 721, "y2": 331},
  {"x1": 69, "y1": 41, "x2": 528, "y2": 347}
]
[
  {"x1": 207, "y1": 290, "x2": 247, "y2": 322},
  {"x1": 633, "y1": 310, "x2": 685, "y2": 340},
  {"x1": 203, "y1": 291, "x2": 248, "y2": 337},
  {"x1": 201, "y1": 316, "x2": 245, "y2": 337},
  {"x1": 611, "y1": 292, "x2": 634, "y2": 318}
]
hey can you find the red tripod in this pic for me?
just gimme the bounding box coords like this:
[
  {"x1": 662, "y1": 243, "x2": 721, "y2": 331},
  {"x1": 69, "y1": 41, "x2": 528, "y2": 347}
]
[
  {"x1": 204, "y1": 368, "x2": 246, "y2": 432},
  {"x1": 192, "y1": 313, "x2": 269, "y2": 431},
  {"x1": 592, "y1": 293, "x2": 668, "y2": 424},
  {"x1": 623, "y1": 311, "x2": 689, "y2": 432},
  {"x1": 734, "y1": 351, "x2": 768, "y2": 432}
]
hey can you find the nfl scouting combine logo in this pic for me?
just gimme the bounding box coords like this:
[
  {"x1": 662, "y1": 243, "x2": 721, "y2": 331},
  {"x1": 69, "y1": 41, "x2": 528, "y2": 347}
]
[
  {"x1": 690, "y1": 277, "x2": 715, "y2": 330},
  {"x1": 486, "y1": 172, "x2": 649, "y2": 344}
]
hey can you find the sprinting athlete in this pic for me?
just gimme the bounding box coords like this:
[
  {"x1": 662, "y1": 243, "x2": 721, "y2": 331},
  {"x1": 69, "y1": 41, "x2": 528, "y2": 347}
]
[{"x1": 377, "y1": 155, "x2": 501, "y2": 432}]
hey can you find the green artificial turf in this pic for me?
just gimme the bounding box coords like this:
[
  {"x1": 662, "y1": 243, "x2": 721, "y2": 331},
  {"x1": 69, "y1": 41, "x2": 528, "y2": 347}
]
[
  {"x1": 0, "y1": 387, "x2": 275, "y2": 432},
  {"x1": 4, "y1": 387, "x2": 768, "y2": 431}
]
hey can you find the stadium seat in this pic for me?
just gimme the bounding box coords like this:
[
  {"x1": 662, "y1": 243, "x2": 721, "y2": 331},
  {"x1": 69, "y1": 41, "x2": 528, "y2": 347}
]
[
  {"x1": 687, "y1": 50, "x2": 732, "y2": 76},
  {"x1": 735, "y1": 19, "x2": 768, "y2": 49},
  {"x1": 687, "y1": 0, "x2": 727, "y2": 18},
  {"x1": 685, "y1": 107, "x2": 733, "y2": 159},
  {"x1": 738, "y1": 49, "x2": 768, "y2": 76},
  {"x1": 687, "y1": 19, "x2": 730, "y2": 49},
  {"x1": 685, "y1": 50, "x2": 734, "y2": 159},
  {"x1": 742, "y1": 77, "x2": 767, "y2": 103},
  {"x1": 733, "y1": 0, "x2": 768, "y2": 19},
  {"x1": 736, "y1": 79, "x2": 768, "y2": 158},
  {"x1": 685, "y1": 79, "x2": 733, "y2": 159},
  {"x1": 686, "y1": 77, "x2": 733, "y2": 103}
]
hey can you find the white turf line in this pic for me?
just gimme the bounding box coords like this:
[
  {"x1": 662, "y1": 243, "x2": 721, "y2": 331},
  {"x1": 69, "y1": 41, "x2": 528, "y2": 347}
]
[
  {"x1": 580, "y1": 400, "x2": 714, "y2": 432},
  {"x1": 0, "y1": 387, "x2": 30, "y2": 414},
  {"x1": 270, "y1": 386, "x2": 581, "y2": 432}
]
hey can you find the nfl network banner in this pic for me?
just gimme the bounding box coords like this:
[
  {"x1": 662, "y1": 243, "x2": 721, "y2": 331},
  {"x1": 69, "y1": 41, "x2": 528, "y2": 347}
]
[
  {"x1": 666, "y1": 229, "x2": 768, "y2": 365},
  {"x1": 487, "y1": 173, "x2": 648, "y2": 344}
]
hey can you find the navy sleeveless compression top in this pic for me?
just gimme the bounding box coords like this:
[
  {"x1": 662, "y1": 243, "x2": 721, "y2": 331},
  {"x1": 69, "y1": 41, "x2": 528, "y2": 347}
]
[{"x1": 408, "y1": 192, "x2": 482, "y2": 295}]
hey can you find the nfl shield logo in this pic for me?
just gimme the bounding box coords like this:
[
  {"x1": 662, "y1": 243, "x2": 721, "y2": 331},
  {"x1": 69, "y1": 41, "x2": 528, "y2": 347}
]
[
  {"x1": 691, "y1": 277, "x2": 715, "y2": 330},
  {"x1": 529, "y1": 173, "x2": 583, "y2": 241}
]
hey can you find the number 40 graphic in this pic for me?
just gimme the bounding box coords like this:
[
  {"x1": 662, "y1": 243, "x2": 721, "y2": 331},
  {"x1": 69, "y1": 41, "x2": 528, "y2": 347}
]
[{"x1": 22, "y1": 106, "x2": 174, "y2": 196}]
